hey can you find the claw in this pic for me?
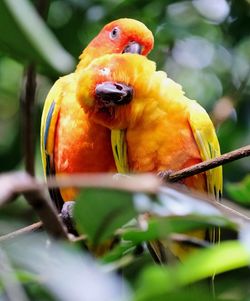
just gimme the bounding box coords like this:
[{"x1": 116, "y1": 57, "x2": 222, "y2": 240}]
[{"x1": 61, "y1": 201, "x2": 77, "y2": 235}]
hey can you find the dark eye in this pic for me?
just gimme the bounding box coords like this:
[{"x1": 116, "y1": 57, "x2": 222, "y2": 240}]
[{"x1": 109, "y1": 27, "x2": 120, "y2": 40}]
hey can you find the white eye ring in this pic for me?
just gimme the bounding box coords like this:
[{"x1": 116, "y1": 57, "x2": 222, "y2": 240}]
[
  {"x1": 109, "y1": 27, "x2": 120, "y2": 40},
  {"x1": 100, "y1": 68, "x2": 110, "y2": 76}
]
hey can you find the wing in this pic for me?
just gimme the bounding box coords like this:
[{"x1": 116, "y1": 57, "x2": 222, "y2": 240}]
[
  {"x1": 40, "y1": 79, "x2": 64, "y2": 210},
  {"x1": 111, "y1": 129, "x2": 129, "y2": 173},
  {"x1": 188, "y1": 100, "x2": 223, "y2": 274},
  {"x1": 188, "y1": 99, "x2": 223, "y2": 201}
]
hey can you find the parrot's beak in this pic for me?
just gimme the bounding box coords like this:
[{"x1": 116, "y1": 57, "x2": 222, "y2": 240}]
[
  {"x1": 123, "y1": 42, "x2": 142, "y2": 54},
  {"x1": 95, "y1": 82, "x2": 133, "y2": 106}
]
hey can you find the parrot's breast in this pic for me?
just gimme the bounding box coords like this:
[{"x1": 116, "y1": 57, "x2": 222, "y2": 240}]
[
  {"x1": 126, "y1": 100, "x2": 207, "y2": 192},
  {"x1": 54, "y1": 92, "x2": 116, "y2": 200}
]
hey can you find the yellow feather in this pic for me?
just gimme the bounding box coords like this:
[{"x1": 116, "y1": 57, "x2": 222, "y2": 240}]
[
  {"x1": 40, "y1": 74, "x2": 75, "y2": 177},
  {"x1": 187, "y1": 99, "x2": 223, "y2": 200},
  {"x1": 111, "y1": 129, "x2": 129, "y2": 173}
]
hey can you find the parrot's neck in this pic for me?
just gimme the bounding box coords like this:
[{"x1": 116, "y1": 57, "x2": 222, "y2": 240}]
[
  {"x1": 76, "y1": 49, "x2": 95, "y2": 70},
  {"x1": 126, "y1": 98, "x2": 161, "y2": 130}
]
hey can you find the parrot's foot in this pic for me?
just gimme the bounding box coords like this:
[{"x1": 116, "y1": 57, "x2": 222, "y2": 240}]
[
  {"x1": 157, "y1": 170, "x2": 184, "y2": 185},
  {"x1": 61, "y1": 201, "x2": 78, "y2": 235},
  {"x1": 157, "y1": 169, "x2": 186, "y2": 192},
  {"x1": 157, "y1": 170, "x2": 174, "y2": 182}
]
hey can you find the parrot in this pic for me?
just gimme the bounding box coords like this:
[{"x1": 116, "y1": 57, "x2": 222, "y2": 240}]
[
  {"x1": 40, "y1": 19, "x2": 154, "y2": 212},
  {"x1": 75, "y1": 53, "x2": 223, "y2": 261}
]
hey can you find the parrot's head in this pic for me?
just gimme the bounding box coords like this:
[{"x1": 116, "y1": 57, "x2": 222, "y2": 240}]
[
  {"x1": 77, "y1": 18, "x2": 154, "y2": 69},
  {"x1": 76, "y1": 53, "x2": 157, "y2": 129}
]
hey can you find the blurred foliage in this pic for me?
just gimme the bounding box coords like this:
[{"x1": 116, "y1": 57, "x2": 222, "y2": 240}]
[
  {"x1": 0, "y1": 0, "x2": 250, "y2": 300},
  {"x1": 1, "y1": 186, "x2": 250, "y2": 300},
  {"x1": 227, "y1": 174, "x2": 250, "y2": 206}
]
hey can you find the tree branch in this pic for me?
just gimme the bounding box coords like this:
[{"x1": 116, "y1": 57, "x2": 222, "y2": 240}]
[
  {"x1": 166, "y1": 145, "x2": 250, "y2": 183},
  {"x1": 18, "y1": 39, "x2": 68, "y2": 240},
  {"x1": 24, "y1": 189, "x2": 68, "y2": 240},
  {"x1": 0, "y1": 145, "x2": 249, "y2": 241},
  {"x1": 0, "y1": 172, "x2": 68, "y2": 240},
  {"x1": 20, "y1": 63, "x2": 36, "y2": 176},
  {"x1": 0, "y1": 222, "x2": 42, "y2": 243}
]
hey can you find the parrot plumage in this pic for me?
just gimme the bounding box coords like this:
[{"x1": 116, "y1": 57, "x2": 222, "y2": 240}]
[
  {"x1": 40, "y1": 19, "x2": 154, "y2": 208},
  {"x1": 77, "y1": 53, "x2": 222, "y2": 197},
  {"x1": 76, "y1": 53, "x2": 223, "y2": 260}
]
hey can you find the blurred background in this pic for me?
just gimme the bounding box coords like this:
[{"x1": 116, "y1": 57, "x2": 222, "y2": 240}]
[{"x1": 0, "y1": 0, "x2": 249, "y2": 201}]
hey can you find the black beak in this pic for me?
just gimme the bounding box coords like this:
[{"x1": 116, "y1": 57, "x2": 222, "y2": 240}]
[
  {"x1": 95, "y1": 82, "x2": 133, "y2": 106},
  {"x1": 123, "y1": 42, "x2": 142, "y2": 54}
]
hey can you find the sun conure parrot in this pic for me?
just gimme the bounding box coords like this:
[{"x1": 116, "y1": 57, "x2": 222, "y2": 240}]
[
  {"x1": 40, "y1": 19, "x2": 154, "y2": 211},
  {"x1": 76, "y1": 53, "x2": 223, "y2": 261}
]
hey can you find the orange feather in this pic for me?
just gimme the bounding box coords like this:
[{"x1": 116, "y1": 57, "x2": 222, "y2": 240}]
[{"x1": 41, "y1": 19, "x2": 154, "y2": 203}]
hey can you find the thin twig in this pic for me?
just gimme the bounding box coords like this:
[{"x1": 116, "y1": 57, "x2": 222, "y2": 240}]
[
  {"x1": 47, "y1": 173, "x2": 160, "y2": 193},
  {"x1": 22, "y1": 172, "x2": 68, "y2": 240},
  {"x1": 0, "y1": 172, "x2": 68, "y2": 240},
  {"x1": 0, "y1": 145, "x2": 249, "y2": 241},
  {"x1": 0, "y1": 172, "x2": 160, "y2": 206},
  {"x1": 167, "y1": 145, "x2": 250, "y2": 183},
  {"x1": 0, "y1": 222, "x2": 42, "y2": 243},
  {"x1": 25, "y1": 189, "x2": 68, "y2": 240},
  {"x1": 1, "y1": 146, "x2": 249, "y2": 202}
]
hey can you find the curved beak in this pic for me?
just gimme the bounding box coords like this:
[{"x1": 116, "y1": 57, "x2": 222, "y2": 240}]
[
  {"x1": 95, "y1": 82, "x2": 133, "y2": 106},
  {"x1": 123, "y1": 42, "x2": 142, "y2": 54}
]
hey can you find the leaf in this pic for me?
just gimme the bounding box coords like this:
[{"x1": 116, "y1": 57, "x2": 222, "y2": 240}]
[
  {"x1": 4, "y1": 234, "x2": 130, "y2": 301},
  {"x1": 123, "y1": 215, "x2": 237, "y2": 244},
  {"x1": 74, "y1": 188, "x2": 136, "y2": 245},
  {"x1": 133, "y1": 187, "x2": 222, "y2": 217},
  {"x1": 226, "y1": 175, "x2": 250, "y2": 206},
  {"x1": 135, "y1": 241, "x2": 250, "y2": 301},
  {"x1": 102, "y1": 241, "x2": 136, "y2": 264},
  {"x1": 0, "y1": 0, "x2": 75, "y2": 74}
]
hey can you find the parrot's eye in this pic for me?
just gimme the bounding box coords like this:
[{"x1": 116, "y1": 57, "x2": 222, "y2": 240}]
[
  {"x1": 110, "y1": 27, "x2": 120, "y2": 40},
  {"x1": 100, "y1": 68, "x2": 110, "y2": 76}
]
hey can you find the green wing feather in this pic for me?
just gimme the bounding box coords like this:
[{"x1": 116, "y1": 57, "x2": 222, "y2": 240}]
[
  {"x1": 111, "y1": 129, "x2": 129, "y2": 173},
  {"x1": 40, "y1": 79, "x2": 62, "y2": 175},
  {"x1": 40, "y1": 78, "x2": 64, "y2": 209},
  {"x1": 188, "y1": 99, "x2": 223, "y2": 247},
  {"x1": 188, "y1": 99, "x2": 223, "y2": 201}
]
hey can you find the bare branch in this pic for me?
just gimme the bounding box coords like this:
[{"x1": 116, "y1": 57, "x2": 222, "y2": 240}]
[
  {"x1": 0, "y1": 145, "x2": 249, "y2": 241},
  {"x1": 46, "y1": 173, "x2": 160, "y2": 193},
  {"x1": 0, "y1": 172, "x2": 160, "y2": 205},
  {"x1": 24, "y1": 189, "x2": 68, "y2": 240},
  {"x1": 0, "y1": 172, "x2": 68, "y2": 240},
  {"x1": 167, "y1": 145, "x2": 250, "y2": 183},
  {"x1": 0, "y1": 222, "x2": 42, "y2": 243}
]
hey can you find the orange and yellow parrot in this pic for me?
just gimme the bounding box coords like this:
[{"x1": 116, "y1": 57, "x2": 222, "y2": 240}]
[
  {"x1": 76, "y1": 53, "x2": 223, "y2": 260},
  {"x1": 40, "y1": 19, "x2": 154, "y2": 210}
]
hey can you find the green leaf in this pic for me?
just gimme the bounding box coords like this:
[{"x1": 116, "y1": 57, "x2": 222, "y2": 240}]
[
  {"x1": 4, "y1": 234, "x2": 129, "y2": 301},
  {"x1": 0, "y1": 0, "x2": 75, "y2": 74},
  {"x1": 102, "y1": 240, "x2": 136, "y2": 263},
  {"x1": 135, "y1": 241, "x2": 250, "y2": 301},
  {"x1": 74, "y1": 188, "x2": 136, "y2": 245},
  {"x1": 226, "y1": 175, "x2": 250, "y2": 206},
  {"x1": 123, "y1": 215, "x2": 237, "y2": 244}
]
